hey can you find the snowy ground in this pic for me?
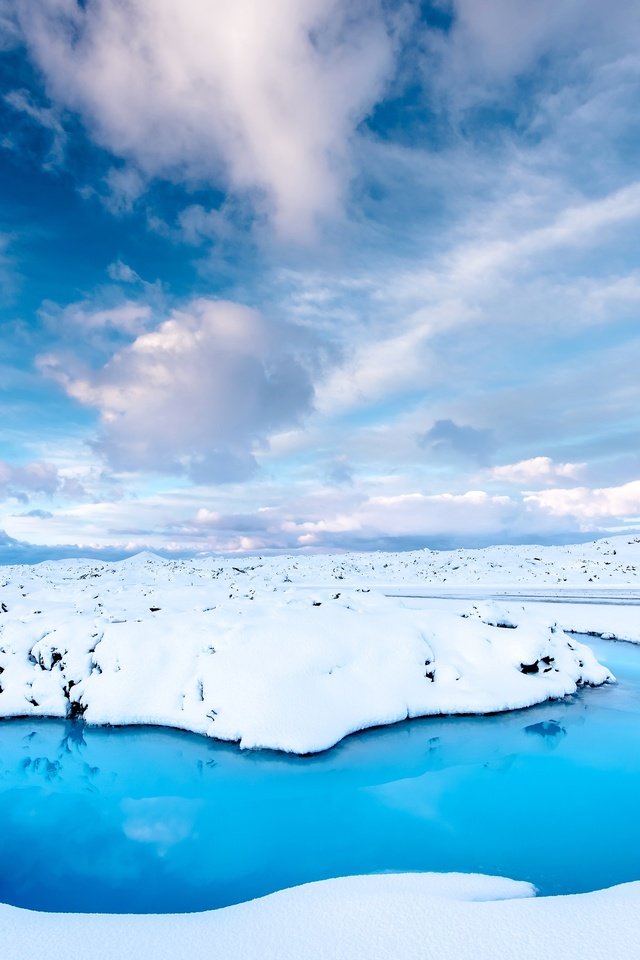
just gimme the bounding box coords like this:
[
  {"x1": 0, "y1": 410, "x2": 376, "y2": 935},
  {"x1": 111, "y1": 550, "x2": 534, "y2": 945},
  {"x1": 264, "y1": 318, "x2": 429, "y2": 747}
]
[
  {"x1": 1, "y1": 872, "x2": 639, "y2": 960},
  {"x1": 1, "y1": 536, "x2": 633, "y2": 752}
]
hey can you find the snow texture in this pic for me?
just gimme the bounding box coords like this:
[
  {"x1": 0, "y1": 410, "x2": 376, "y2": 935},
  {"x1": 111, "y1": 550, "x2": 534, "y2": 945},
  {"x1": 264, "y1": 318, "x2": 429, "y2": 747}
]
[
  {"x1": 0, "y1": 872, "x2": 639, "y2": 960},
  {"x1": 0, "y1": 535, "x2": 631, "y2": 753}
]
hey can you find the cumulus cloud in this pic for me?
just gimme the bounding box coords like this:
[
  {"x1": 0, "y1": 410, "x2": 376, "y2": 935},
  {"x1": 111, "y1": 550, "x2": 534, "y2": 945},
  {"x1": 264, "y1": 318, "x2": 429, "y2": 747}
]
[
  {"x1": 487, "y1": 456, "x2": 586, "y2": 487},
  {"x1": 525, "y1": 480, "x2": 640, "y2": 521},
  {"x1": 263, "y1": 477, "x2": 640, "y2": 548},
  {"x1": 14, "y1": 0, "x2": 396, "y2": 236},
  {"x1": 38, "y1": 298, "x2": 323, "y2": 483},
  {"x1": 268, "y1": 482, "x2": 640, "y2": 549}
]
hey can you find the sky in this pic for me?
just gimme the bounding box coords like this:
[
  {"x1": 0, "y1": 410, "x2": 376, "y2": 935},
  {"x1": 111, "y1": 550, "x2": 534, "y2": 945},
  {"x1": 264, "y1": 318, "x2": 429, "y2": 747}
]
[{"x1": 1, "y1": 0, "x2": 640, "y2": 562}]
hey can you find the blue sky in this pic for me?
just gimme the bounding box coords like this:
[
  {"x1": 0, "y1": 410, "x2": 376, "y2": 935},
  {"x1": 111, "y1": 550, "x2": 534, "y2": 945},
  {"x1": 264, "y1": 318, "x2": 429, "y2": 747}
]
[{"x1": 1, "y1": 0, "x2": 640, "y2": 561}]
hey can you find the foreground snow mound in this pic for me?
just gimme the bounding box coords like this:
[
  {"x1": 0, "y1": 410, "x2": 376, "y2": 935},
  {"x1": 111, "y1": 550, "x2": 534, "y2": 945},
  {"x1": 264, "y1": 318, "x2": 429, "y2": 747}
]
[
  {"x1": 0, "y1": 872, "x2": 639, "y2": 960},
  {"x1": 0, "y1": 574, "x2": 612, "y2": 752}
]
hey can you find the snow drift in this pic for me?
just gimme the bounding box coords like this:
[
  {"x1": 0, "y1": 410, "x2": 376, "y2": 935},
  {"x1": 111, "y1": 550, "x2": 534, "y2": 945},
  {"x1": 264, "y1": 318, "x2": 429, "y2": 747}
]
[{"x1": 1, "y1": 872, "x2": 639, "y2": 960}]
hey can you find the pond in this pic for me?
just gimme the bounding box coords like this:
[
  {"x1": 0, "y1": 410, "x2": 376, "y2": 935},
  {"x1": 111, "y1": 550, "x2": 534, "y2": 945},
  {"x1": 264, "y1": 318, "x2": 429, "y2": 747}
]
[{"x1": 0, "y1": 634, "x2": 639, "y2": 913}]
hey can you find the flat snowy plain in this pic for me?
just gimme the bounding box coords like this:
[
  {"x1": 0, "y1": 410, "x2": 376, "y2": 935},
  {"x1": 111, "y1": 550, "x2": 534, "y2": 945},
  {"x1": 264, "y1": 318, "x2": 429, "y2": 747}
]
[{"x1": 1, "y1": 533, "x2": 639, "y2": 957}]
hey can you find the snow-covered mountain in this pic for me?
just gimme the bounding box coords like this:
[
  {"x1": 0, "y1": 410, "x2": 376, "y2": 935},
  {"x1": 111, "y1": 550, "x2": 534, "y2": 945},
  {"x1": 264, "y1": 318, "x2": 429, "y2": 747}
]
[{"x1": 12, "y1": 532, "x2": 640, "y2": 591}]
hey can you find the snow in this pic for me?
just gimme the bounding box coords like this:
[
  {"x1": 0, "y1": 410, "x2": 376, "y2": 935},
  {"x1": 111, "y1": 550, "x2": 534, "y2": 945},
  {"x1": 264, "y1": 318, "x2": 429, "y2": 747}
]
[
  {"x1": 0, "y1": 535, "x2": 621, "y2": 752},
  {"x1": 0, "y1": 871, "x2": 639, "y2": 960},
  {"x1": 483, "y1": 599, "x2": 640, "y2": 645},
  {"x1": 2, "y1": 536, "x2": 640, "y2": 954}
]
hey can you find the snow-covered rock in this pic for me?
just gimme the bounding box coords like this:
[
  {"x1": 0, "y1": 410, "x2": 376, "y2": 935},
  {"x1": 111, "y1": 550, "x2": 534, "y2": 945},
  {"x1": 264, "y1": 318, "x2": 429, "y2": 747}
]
[
  {"x1": 0, "y1": 548, "x2": 613, "y2": 752},
  {"x1": 0, "y1": 871, "x2": 639, "y2": 960}
]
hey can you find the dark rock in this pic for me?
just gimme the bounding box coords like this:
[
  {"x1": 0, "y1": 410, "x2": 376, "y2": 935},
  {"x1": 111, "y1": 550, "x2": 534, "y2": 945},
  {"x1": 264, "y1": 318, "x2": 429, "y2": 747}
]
[
  {"x1": 68, "y1": 700, "x2": 87, "y2": 720},
  {"x1": 520, "y1": 660, "x2": 540, "y2": 674}
]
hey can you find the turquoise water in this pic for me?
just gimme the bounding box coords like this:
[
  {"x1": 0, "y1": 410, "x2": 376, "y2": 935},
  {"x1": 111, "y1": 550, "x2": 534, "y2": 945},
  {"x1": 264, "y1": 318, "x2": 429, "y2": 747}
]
[{"x1": 0, "y1": 635, "x2": 639, "y2": 913}]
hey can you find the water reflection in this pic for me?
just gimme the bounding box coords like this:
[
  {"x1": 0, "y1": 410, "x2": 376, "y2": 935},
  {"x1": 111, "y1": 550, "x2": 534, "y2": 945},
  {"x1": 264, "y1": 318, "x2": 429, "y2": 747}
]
[
  {"x1": 0, "y1": 635, "x2": 638, "y2": 912},
  {"x1": 524, "y1": 719, "x2": 566, "y2": 741}
]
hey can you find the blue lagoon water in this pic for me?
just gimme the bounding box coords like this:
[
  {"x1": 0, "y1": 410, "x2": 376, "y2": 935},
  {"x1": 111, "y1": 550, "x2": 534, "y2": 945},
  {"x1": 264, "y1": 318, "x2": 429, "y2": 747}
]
[{"x1": 0, "y1": 635, "x2": 639, "y2": 913}]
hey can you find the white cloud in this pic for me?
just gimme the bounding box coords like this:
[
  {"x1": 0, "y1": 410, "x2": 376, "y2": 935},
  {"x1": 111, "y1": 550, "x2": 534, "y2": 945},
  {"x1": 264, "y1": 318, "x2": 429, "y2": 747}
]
[
  {"x1": 277, "y1": 489, "x2": 522, "y2": 545},
  {"x1": 101, "y1": 165, "x2": 146, "y2": 215},
  {"x1": 315, "y1": 297, "x2": 475, "y2": 414},
  {"x1": 351, "y1": 490, "x2": 516, "y2": 536},
  {"x1": 0, "y1": 460, "x2": 86, "y2": 502},
  {"x1": 4, "y1": 88, "x2": 66, "y2": 166},
  {"x1": 0, "y1": 233, "x2": 14, "y2": 301},
  {"x1": 276, "y1": 481, "x2": 640, "y2": 547},
  {"x1": 8, "y1": 470, "x2": 640, "y2": 554},
  {"x1": 425, "y1": 0, "x2": 638, "y2": 108},
  {"x1": 72, "y1": 302, "x2": 152, "y2": 336},
  {"x1": 437, "y1": 182, "x2": 640, "y2": 291},
  {"x1": 38, "y1": 297, "x2": 322, "y2": 483},
  {"x1": 487, "y1": 457, "x2": 586, "y2": 487},
  {"x1": 525, "y1": 480, "x2": 640, "y2": 521},
  {"x1": 15, "y1": 0, "x2": 395, "y2": 236},
  {"x1": 174, "y1": 204, "x2": 237, "y2": 247},
  {"x1": 106, "y1": 261, "x2": 141, "y2": 284},
  {"x1": 311, "y1": 173, "x2": 640, "y2": 419},
  {"x1": 0, "y1": 1, "x2": 19, "y2": 49}
]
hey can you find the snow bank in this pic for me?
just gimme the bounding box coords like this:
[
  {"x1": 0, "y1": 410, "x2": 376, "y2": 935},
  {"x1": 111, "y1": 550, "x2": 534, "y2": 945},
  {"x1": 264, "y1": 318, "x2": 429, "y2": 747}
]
[
  {"x1": 500, "y1": 600, "x2": 640, "y2": 645},
  {"x1": 0, "y1": 872, "x2": 639, "y2": 960},
  {"x1": 0, "y1": 559, "x2": 612, "y2": 752},
  {"x1": 397, "y1": 595, "x2": 640, "y2": 646}
]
